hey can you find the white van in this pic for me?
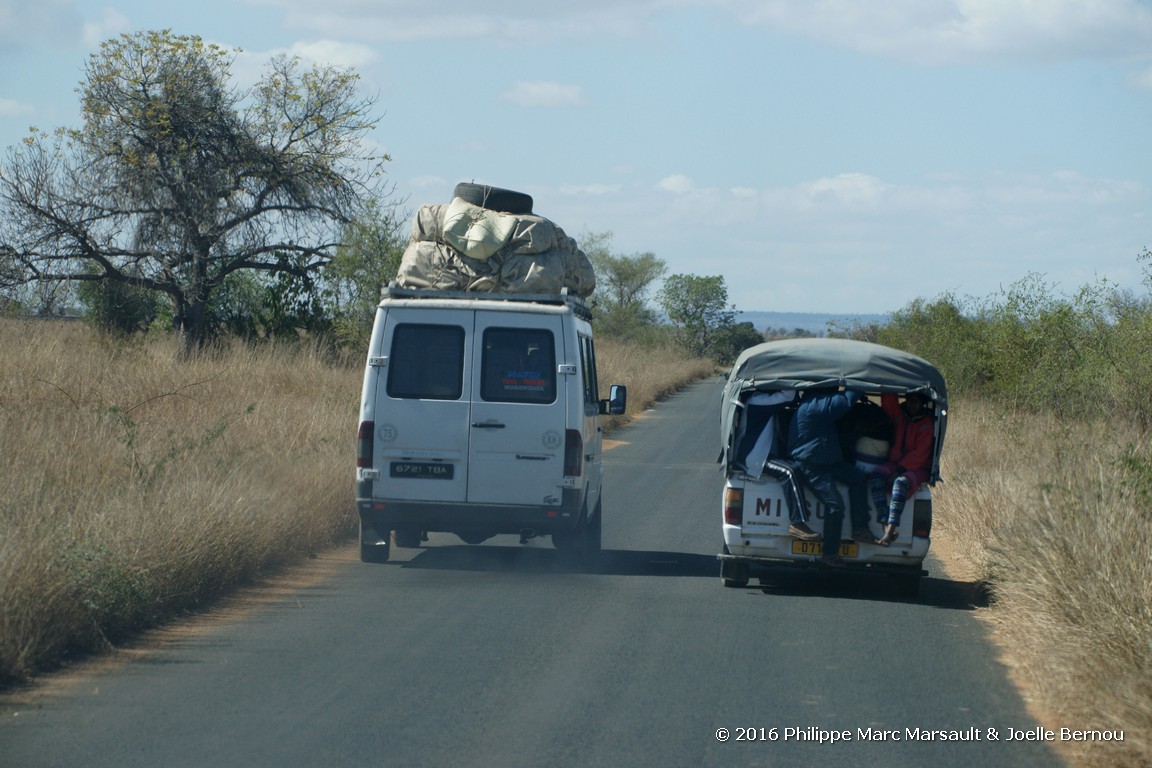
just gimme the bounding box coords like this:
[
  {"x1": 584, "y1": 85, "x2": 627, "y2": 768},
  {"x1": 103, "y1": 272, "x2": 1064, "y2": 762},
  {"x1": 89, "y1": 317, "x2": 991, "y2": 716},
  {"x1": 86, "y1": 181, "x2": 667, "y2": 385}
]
[
  {"x1": 717, "y1": 338, "x2": 948, "y2": 595},
  {"x1": 355, "y1": 284, "x2": 626, "y2": 563}
]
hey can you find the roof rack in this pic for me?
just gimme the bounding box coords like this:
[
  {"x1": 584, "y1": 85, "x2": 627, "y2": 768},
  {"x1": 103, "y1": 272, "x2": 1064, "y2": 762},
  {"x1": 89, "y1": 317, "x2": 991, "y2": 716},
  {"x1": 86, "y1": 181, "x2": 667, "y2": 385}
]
[{"x1": 381, "y1": 283, "x2": 593, "y2": 321}]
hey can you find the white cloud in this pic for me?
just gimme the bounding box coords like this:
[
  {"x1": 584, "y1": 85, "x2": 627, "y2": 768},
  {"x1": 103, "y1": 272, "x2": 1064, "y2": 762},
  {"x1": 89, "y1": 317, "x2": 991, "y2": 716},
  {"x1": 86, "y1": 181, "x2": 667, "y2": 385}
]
[
  {"x1": 1130, "y1": 63, "x2": 1152, "y2": 90},
  {"x1": 223, "y1": 40, "x2": 381, "y2": 93},
  {"x1": 658, "y1": 174, "x2": 696, "y2": 193},
  {"x1": 286, "y1": 40, "x2": 381, "y2": 68},
  {"x1": 558, "y1": 183, "x2": 622, "y2": 195},
  {"x1": 247, "y1": 0, "x2": 668, "y2": 43},
  {"x1": 0, "y1": 0, "x2": 84, "y2": 49},
  {"x1": 531, "y1": 167, "x2": 1146, "y2": 312},
  {"x1": 0, "y1": 98, "x2": 34, "y2": 118},
  {"x1": 983, "y1": 170, "x2": 1141, "y2": 206},
  {"x1": 800, "y1": 173, "x2": 889, "y2": 210},
  {"x1": 710, "y1": 0, "x2": 1152, "y2": 65},
  {"x1": 81, "y1": 8, "x2": 130, "y2": 48},
  {"x1": 500, "y1": 81, "x2": 587, "y2": 108}
]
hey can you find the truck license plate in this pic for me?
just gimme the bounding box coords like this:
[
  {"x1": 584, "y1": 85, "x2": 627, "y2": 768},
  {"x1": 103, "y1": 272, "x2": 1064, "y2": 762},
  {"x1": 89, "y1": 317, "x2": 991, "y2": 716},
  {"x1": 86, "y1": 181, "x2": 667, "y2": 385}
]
[
  {"x1": 390, "y1": 462, "x2": 454, "y2": 480},
  {"x1": 791, "y1": 540, "x2": 859, "y2": 557}
]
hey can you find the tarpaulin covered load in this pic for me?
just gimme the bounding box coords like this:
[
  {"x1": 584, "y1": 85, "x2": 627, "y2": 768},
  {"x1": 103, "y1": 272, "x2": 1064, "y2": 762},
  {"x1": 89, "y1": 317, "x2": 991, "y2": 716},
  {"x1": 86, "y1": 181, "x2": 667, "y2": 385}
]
[{"x1": 395, "y1": 190, "x2": 596, "y2": 297}]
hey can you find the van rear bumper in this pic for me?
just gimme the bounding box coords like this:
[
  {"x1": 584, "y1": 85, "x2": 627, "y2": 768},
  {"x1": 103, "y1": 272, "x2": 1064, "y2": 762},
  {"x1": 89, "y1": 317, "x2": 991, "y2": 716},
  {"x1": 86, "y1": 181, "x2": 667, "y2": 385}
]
[{"x1": 357, "y1": 491, "x2": 584, "y2": 536}]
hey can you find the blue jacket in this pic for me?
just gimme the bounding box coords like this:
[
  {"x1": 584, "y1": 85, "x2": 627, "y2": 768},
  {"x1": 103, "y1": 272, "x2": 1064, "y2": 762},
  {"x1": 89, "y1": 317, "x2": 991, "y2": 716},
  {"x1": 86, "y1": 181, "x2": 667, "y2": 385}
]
[{"x1": 787, "y1": 389, "x2": 861, "y2": 467}]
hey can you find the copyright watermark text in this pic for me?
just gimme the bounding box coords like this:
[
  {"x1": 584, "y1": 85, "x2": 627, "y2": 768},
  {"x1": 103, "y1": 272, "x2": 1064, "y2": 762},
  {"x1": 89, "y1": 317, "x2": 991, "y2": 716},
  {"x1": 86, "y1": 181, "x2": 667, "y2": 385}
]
[{"x1": 713, "y1": 726, "x2": 1125, "y2": 743}]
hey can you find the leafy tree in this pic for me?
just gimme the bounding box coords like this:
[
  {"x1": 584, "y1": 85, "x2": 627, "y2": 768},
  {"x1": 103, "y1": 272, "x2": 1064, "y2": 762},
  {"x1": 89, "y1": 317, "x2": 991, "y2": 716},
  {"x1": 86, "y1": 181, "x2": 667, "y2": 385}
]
[
  {"x1": 76, "y1": 271, "x2": 162, "y2": 334},
  {"x1": 0, "y1": 30, "x2": 389, "y2": 356},
  {"x1": 583, "y1": 231, "x2": 667, "y2": 341},
  {"x1": 656, "y1": 273, "x2": 736, "y2": 358},
  {"x1": 323, "y1": 200, "x2": 409, "y2": 349},
  {"x1": 712, "y1": 321, "x2": 765, "y2": 365}
]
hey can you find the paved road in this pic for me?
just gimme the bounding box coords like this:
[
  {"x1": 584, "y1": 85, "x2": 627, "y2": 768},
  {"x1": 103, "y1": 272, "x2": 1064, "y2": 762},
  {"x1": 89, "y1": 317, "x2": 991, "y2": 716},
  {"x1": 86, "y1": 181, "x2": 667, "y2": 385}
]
[{"x1": 0, "y1": 378, "x2": 1059, "y2": 768}]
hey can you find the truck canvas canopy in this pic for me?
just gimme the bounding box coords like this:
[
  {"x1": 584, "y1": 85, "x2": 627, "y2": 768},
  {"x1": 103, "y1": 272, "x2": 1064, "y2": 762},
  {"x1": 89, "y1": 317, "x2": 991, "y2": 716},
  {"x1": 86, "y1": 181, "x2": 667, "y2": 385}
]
[{"x1": 720, "y1": 338, "x2": 948, "y2": 482}]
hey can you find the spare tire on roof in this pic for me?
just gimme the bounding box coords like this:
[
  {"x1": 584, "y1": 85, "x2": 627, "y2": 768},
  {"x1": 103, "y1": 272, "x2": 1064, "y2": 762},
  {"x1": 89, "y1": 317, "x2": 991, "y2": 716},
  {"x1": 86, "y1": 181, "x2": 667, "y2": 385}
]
[{"x1": 453, "y1": 182, "x2": 533, "y2": 215}]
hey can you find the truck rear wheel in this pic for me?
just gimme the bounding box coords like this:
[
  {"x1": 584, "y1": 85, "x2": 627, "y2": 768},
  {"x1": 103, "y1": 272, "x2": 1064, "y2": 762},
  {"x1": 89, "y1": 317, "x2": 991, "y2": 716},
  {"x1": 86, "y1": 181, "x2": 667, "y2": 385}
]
[
  {"x1": 892, "y1": 571, "x2": 922, "y2": 598},
  {"x1": 721, "y1": 546, "x2": 749, "y2": 588},
  {"x1": 721, "y1": 560, "x2": 749, "y2": 588}
]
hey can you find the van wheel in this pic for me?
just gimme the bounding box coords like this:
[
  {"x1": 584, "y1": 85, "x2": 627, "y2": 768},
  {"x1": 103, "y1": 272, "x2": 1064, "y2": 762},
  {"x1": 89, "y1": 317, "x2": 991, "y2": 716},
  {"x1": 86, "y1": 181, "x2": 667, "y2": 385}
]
[
  {"x1": 393, "y1": 526, "x2": 423, "y2": 549},
  {"x1": 360, "y1": 541, "x2": 391, "y2": 563},
  {"x1": 553, "y1": 503, "x2": 599, "y2": 565},
  {"x1": 587, "y1": 497, "x2": 603, "y2": 554},
  {"x1": 359, "y1": 521, "x2": 391, "y2": 563},
  {"x1": 452, "y1": 182, "x2": 533, "y2": 215}
]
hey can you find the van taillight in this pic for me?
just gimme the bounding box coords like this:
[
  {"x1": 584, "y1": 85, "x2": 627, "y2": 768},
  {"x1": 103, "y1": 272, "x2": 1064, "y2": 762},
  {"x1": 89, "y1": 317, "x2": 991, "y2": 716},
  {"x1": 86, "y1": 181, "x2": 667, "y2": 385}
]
[
  {"x1": 912, "y1": 499, "x2": 933, "y2": 538},
  {"x1": 724, "y1": 487, "x2": 744, "y2": 526},
  {"x1": 357, "y1": 421, "x2": 374, "y2": 468},
  {"x1": 564, "y1": 429, "x2": 583, "y2": 477}
]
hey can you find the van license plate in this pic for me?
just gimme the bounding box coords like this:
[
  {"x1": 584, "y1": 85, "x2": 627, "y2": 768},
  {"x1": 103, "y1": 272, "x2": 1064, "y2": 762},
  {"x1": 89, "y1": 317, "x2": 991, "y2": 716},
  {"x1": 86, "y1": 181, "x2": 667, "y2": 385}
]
[
  {"x1": 390, "y1": 462, "x2": 454, "y2": 480},
  {"x1": 791, "y1": 541, "x2": 859, "y2": 557}
]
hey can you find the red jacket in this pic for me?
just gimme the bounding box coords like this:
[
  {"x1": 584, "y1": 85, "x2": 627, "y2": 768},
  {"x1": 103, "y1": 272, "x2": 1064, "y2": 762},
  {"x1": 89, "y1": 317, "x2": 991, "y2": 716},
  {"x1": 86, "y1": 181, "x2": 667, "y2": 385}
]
[{"x1": 877, "y1": 393, "x2": 935, "y2": 493}]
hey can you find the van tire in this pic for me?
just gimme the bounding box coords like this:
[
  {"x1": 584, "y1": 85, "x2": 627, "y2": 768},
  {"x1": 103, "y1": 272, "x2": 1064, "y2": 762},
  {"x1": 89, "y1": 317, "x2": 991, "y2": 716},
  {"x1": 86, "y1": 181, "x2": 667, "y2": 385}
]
[
  {"x1": 360, "y1": 541, "x2": 391, "y2": 563},
  {"x1": 393, "y1": 526, "x2": 423, "y2": 549},
  {"x1": 360, "y1": 520, "x2": 391, "y2": 563},
  {"x1": 587, "y1": 497, "x2": 603, "y2": 554},
  {"x1": 553, "y1": 500, "x2": 599, "y2": 565},
  {"x1": 452, "y1": 182, "x2": 533, "y2": 215}
]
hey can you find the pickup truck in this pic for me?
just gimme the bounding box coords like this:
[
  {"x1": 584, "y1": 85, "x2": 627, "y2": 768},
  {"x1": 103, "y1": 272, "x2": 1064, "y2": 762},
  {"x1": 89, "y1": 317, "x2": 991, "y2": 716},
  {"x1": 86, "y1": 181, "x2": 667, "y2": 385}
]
[{"x1": 717, "y1": 338, "x2": 948, "y2": 596}]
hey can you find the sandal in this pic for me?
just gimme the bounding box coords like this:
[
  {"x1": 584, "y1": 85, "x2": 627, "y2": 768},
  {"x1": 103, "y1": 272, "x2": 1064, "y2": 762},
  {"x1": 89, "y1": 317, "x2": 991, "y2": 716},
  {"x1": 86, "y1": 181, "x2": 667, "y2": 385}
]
[{"x1": 852, "y1": 529, "x2": 878, "y2": 545}]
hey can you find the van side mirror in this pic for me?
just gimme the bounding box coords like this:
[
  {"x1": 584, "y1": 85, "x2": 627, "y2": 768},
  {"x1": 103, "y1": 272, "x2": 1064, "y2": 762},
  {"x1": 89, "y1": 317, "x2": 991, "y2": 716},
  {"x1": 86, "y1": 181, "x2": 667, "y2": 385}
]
[{"x1": 601, "y1": 384, "x2": 627, "y2": 416}]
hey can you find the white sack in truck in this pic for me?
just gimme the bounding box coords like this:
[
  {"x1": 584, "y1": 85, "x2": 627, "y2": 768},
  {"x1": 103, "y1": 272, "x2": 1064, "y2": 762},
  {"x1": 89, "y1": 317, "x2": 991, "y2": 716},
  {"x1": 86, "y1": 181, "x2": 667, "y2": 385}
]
[{"x1": 395, "y1": 197, "x2": 596, "y2": 297}]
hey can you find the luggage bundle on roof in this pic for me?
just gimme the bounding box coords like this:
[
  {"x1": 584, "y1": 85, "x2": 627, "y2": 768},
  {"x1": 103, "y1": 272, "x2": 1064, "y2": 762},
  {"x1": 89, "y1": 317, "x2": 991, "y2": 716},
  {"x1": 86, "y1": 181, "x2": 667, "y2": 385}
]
[{"x1": 394, "y1": 182, "x2": 597, "y2": 297}]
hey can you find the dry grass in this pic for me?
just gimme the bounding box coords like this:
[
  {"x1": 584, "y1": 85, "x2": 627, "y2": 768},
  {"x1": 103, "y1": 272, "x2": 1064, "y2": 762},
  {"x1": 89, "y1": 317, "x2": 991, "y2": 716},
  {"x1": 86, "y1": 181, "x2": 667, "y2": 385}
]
[
  {"x1": 594, "y1": 338, "x2": 718, "y2": 431},
  {"x1": 0, "y1": 319, "x2": 357, "y2": 683},
  {"x1": 0, "y1": 320, "x2": 713, "y2": 686},
  {"x1": 935, "y1": 396, "x2": 1152, "y2": 768}
]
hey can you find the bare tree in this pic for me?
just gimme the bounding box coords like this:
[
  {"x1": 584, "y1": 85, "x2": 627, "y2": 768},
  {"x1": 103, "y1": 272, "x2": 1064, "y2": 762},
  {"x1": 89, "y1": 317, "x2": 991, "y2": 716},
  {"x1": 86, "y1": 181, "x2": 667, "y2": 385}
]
[{"x1": 0, "y1": 30, "x2": 390, "y2": 355}]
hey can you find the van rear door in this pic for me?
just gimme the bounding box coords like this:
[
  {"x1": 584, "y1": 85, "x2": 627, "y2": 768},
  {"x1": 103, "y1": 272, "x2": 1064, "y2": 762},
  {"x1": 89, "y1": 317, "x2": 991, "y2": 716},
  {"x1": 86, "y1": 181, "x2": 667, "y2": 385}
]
[
  {"x1": 467, "y1": 312, "x2": 568, "y2": 506},
  {"x1": 374, "y1": 314, "x2": 472, "y2": 503}
]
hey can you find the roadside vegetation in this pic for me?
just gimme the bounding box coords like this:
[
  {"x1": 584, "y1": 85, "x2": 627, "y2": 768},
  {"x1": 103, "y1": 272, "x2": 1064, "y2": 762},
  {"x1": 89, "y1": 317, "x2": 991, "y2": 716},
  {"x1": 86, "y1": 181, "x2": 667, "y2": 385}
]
[{"x1": 842, "y1": 264, "x2": 1152, "y2": 768}]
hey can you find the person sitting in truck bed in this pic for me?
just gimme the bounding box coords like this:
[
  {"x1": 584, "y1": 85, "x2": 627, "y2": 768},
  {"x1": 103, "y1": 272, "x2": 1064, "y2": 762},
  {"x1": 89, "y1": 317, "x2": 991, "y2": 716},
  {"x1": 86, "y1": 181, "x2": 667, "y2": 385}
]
[
  {"x1": 870, "y1": 391, "x2": 936, "y2": 547},
  {"x1": 786, "y1": 388, "x2": 877, "y2": 566}
]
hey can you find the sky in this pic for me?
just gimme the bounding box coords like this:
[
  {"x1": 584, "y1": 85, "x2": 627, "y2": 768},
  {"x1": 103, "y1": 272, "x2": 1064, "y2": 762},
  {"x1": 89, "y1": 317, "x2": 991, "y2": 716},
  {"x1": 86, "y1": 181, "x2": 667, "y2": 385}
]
[{"x1": 2, "y1": 0, "x2": 1152, "y2": 316}]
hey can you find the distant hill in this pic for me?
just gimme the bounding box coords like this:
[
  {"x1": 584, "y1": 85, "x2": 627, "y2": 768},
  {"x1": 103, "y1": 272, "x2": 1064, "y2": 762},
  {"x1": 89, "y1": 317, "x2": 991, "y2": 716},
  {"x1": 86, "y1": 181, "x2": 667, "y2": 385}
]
[{"x1": 736, "y1": 310, "x2": 889, "y2": 336}]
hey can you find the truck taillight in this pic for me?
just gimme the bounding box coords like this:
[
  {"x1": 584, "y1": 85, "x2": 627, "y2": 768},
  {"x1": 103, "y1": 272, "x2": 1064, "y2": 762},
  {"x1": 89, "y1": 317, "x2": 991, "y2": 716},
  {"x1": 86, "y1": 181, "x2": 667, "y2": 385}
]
[
  {"x1": 912, "y1": 499, "x2": 933, "y2": 538},
  {"x1": 357, "y1": 421, "x2": 374, "y2": 468},
  {"x1": 724, "y1": 487, "x2": 744, "y2": 526},
  {"x1": 563, "y1": 429, "x2": 583, "y2": 477}
]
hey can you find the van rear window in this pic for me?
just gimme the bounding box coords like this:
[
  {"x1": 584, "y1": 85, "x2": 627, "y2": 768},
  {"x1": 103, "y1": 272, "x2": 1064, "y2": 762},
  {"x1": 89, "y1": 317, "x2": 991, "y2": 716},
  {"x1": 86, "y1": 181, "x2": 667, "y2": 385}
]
[
  {"x1": 387, "y1": 324, "x2": 465, "y2": 400},
  {"x1": 481, "y1": 328, "x2": 556, "y2": 404}
]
